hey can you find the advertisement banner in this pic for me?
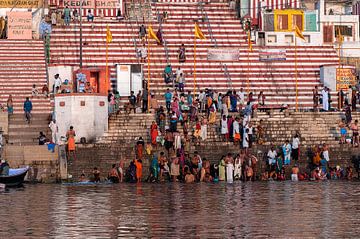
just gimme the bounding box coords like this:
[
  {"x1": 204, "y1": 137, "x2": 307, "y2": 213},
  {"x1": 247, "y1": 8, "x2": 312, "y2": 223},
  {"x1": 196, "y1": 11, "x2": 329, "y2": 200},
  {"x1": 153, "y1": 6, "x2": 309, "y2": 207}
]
[
  {"x1": 259, "y1": 49, "x2": 286, "y2": 61},
  {"x1": 336, "y1": 68, "x2": 356, "y2": 91},
  {"x1": 207, "y1": 48, "x2": 239, "y2": 61},
  {"x1": 7, "y1": 11, "x2": 32, "y2": 40},
  {"x1": 0, "y1": 0, "x2": 41, "y2": 8}
]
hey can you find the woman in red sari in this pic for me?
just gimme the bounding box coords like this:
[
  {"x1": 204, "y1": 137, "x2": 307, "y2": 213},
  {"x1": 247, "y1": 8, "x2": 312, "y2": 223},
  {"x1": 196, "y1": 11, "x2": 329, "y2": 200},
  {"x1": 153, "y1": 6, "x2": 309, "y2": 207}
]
[{"x1": 150, "y1": 121, "x2": 158, "y2": 146}]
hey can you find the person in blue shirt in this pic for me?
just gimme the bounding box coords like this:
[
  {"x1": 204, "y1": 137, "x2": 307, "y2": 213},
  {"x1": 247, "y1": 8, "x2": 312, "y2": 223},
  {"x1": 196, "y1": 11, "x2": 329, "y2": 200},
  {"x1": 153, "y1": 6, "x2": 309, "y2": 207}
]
[
  {"x1": 164, "y1": 64, "x2": 173, "y2": 84},
  {"x1": 164, "y1": 88, "x2": 172, "y2": 113},
  {"x1": 187, "y1": 91, "x2": 193, "y2": 106},
  {"x1": 23, "y1": 97, "x2": 33, "y2": 124}
]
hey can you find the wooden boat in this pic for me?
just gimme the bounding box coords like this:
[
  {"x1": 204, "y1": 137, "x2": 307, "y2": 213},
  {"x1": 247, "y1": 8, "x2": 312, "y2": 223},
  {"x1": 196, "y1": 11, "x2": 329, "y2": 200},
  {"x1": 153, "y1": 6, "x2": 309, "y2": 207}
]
[{"x1": 0, "y1": 167, "x2": 29, "y2": 187}]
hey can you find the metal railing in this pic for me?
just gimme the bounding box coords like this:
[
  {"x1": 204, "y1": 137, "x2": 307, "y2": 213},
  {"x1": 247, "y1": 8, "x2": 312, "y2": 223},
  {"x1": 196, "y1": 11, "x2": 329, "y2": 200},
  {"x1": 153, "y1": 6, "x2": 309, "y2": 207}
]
[{"x1": 198, "y1": 0, "x2": 233, "y2": 89}]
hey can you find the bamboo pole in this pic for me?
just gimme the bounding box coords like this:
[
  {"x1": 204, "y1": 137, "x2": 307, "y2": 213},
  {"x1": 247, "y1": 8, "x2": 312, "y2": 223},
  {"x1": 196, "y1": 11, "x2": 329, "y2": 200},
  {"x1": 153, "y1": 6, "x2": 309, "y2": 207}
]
[
  {"x1": 105, "y1": 38, "x2": 109, "y2": 92},
  {"x1": 295, "y1": 35, "x2": 298, "y2": 112},
  {"x1": 147, "y1": 38, "x2": 151, "y2": 113},
  {"x1": 193, "y1": 36, "x2": 196, "y2": 98}
]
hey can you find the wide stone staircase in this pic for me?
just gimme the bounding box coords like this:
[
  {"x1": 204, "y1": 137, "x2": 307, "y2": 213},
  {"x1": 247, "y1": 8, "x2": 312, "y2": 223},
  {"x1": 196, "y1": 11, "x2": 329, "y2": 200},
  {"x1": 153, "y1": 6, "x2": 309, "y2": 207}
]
[
  {"x1": 0, "y1": 40, "x2": 51, "y2": 114},
  {"x1": 0, "y1": 40, "x2": 52, "y2": 145},
  {"x1": 49, "y1": 1, "x2": 339, "y2": 110},
  {"x1": 69, "y1": 111, "x2": 360, "y2": 180}
]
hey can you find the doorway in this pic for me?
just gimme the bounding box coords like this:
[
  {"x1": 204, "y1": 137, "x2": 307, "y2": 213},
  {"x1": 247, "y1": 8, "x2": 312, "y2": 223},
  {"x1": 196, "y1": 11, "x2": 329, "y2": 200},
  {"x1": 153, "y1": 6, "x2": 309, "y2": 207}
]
[{"x1": 90, "y1": 72, "x2": 99, "y2": 93}]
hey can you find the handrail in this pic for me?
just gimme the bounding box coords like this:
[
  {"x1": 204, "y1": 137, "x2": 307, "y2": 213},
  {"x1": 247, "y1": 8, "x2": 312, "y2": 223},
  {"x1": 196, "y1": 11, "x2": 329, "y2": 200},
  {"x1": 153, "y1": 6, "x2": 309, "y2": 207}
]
[
  {"x1": 198, "y1": 0, "x2": 232, "y2": 89},
  {"x1": 153, "y1": 1, "x2": 170, "y2": 64}
]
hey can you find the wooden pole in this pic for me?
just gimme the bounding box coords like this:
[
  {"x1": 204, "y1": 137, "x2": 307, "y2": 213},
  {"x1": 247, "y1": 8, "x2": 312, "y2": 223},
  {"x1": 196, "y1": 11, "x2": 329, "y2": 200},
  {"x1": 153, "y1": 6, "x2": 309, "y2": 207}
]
[
  {"x1": 295, "y1": 35, "x2": 298, "y2": 112},
  {"x1": 105, "y1": 39, "x2": 109, "y2": 92},
  {"x1": 147, "y1": 38, "x2": 151, "y2": 113},
  {"x1": 193, "y1": 36, "x2": 196, "y2": 98}
]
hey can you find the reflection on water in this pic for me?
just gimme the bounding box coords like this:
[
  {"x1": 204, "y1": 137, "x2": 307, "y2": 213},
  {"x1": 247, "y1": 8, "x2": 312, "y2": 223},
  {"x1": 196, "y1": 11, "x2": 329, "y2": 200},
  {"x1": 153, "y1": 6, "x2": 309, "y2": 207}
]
[{"x1": 0, "y1": 181, "x2": 359, "y2": 238}]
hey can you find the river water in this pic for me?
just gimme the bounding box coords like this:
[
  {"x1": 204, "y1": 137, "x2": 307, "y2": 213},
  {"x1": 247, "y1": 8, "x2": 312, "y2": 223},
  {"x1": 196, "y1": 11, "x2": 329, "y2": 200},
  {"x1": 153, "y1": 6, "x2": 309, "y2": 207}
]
[{"x1": 0, "y1": 181, "x2": 359, "y2": 238}]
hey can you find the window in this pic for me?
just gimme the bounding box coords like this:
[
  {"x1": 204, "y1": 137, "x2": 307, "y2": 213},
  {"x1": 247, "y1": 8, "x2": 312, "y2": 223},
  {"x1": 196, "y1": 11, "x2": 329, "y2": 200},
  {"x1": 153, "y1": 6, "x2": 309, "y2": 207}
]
[
  {"x1": 267, "y1": 35, "x2": 277, "y2": 43},
  {"x1": 264, "y1": 14, "x2": 274, "y2": 31},
  {"x1": 304, "y1": 35, "x2": 310, "y2": 43},
  {"x1": 285, "y1": 35, "x2": 294, "y2": 43},
  {"x1": 335, "y1": 25, "x2": 352, "y2": 37},
  {"x1": 292, "y1": 14, "x2": 303, "y2": 30},
  {"x1": 277, "y1": 15, "x2": 288, "y2": 30},
  {"x1": 305, "y1": 13, "x2": 317, "y2": 32}
]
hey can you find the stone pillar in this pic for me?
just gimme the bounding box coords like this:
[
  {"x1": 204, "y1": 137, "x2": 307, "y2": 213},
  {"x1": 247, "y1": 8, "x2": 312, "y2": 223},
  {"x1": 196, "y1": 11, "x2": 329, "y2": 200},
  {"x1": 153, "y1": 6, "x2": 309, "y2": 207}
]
[{"x1": 58, "y1": 145, "x2": 68, "y2": 180}]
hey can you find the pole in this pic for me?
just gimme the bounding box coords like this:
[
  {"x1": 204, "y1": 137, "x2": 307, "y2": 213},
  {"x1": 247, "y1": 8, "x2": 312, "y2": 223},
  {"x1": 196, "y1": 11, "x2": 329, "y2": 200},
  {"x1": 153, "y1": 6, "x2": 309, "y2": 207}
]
[
  {"x1": 247, "y1": 30, "x2": 250, "y2": 95},
  {"x1": 193, "y1": 36, "x2": 196, "y2": 98},
  {"x1": 79, "y1": 1, "x2": 83, "y2": 68},
  {"x1": 147, "y1": 38, "x2": 151, "y2": 113},
  {"x1": 295, "y1": 35, "x2": 298, "y2": 112},
  {"x1": 247, "y1": 44, "x2": 250, "y2": 95},
  {"x1": 105, "y1": 38, "x2": 109, "y2": 92}
]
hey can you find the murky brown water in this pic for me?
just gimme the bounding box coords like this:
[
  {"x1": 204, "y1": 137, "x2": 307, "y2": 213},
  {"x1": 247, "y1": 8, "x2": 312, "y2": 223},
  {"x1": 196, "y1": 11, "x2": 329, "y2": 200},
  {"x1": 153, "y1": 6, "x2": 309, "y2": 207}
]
[{"x1": 0, "y1": 181, "x2": 359, "y2": 238}]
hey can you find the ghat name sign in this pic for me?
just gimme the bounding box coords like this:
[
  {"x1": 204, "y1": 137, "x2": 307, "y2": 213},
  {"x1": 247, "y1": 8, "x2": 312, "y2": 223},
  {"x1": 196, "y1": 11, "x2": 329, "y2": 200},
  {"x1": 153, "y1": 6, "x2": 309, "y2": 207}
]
[
  {"x1": 63, "y1": 0, "x2": 118, "y2": 8},
  {"x1": 7, "y1": 11, "x2": 32, "y2": 40},
  {"x1": 0, "y1": 0, "x2": 41, "y2": 8}
]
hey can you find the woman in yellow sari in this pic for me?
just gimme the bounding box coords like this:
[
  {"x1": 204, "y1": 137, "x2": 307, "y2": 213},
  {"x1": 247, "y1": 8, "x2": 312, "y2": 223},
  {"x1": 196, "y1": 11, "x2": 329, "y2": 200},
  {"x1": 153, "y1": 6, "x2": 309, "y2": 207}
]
[{"x1": 208, "y1": 103, "x2": 217, "y2": 124}]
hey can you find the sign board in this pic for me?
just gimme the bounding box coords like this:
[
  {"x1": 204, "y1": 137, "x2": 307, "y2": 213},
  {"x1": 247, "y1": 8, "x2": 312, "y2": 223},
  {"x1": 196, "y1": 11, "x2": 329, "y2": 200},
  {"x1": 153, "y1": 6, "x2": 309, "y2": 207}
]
[
  {"x1": 259, "y1": 49, "x2": 286, "y2": 61},
  {"x1": 336, "y1": 68, "x2": 356, "y2": 91},
  {"x1": 207, "y1": 48, "x2": 239, "y2": 61},
  {"x1": 7, "y1": 11, "x2": 32, "y2": 40},
  {"x1": 116, "y1": 64, "x2": 131, "y2": 96},
  {"x1": 0, "y1": 0, "x2": 42, "y2": 8},
  {"x1": 63, "y1": 0, "x2": 120, "y2": 8}
]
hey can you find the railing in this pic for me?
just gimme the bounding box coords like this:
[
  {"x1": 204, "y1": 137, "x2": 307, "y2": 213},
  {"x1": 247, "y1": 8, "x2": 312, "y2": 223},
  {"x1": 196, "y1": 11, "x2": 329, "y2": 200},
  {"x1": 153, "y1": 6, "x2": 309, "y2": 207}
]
[
  {"x1": 198, "y1": 0, "x2": 233, "y2": 89},
  {"x1": 43, "y1": 33, "x2": 51, "y2": 85},
  {"x1": 153, "y1": 1, "x2": 170, "y2": 64}
]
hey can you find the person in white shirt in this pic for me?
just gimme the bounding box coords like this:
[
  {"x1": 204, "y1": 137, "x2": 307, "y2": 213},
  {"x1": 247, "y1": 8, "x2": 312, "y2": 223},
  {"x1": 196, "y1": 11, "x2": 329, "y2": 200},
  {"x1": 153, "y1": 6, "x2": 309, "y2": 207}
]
[
  {"x1": 198, "y1": 90, "x2": 205, "y2": 112},
  {"x1": 322, "y1": 143, "x2": 330, "y2": 162},
  {"x1": 221, "y1": 115, "x2": 228, "y2": 141},
  {"x1": 322, "y1": 87, "x2": 329, "y2": 111},
  {"x1": 267, "y1": 145, "x2": 277, "y2": 167},
  {"x1": 291, "y1": 134, "x2": 300, "y2": 162},
  {"x1": 176, "y1": 67, "x2": 183, "y2": 80},
  {"x1": 233, "y1": 117, "x2": 240, "y2": 144},
  {"x1": 239, "y1": 88, "x2": 245, "y2": 106},
  {"x1": 138, "y1": 44, "x2": 147, "y2": 62},
  {"x1": 49, "y1": 119, "x2": 58, "y2": 144},
  {"x1": 53, "y1": 74, "x2": 62, "y2": 93}
]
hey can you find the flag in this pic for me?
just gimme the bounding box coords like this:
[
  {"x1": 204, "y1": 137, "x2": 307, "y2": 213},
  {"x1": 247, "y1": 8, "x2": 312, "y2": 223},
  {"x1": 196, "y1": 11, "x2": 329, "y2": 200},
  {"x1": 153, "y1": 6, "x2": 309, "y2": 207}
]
[
  {"x1": 294, "y1": 26, "x2": 305, "y2": 41},
  {"x1": 106, "y1": 24, "x2": 112, "y2": 43},
  {"x1": 194, "y1": 23, "x2": 206, "y2": 40},
  {"x1": 148, "y1": 25, "x2": 160, "y2": 44},
  {"x1": 248, "y1": 31, "x2": 253, "y2": 52},
  {"x1": 337, "y1": 27, "x2": 344, "y2": 44}
]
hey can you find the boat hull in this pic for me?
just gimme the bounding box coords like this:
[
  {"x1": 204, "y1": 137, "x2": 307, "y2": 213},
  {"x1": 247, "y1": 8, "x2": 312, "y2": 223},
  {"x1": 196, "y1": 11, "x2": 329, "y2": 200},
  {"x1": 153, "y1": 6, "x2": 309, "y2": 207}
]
[{"x1": 0, "y1": 167, "x2": 29, "y2": 187}]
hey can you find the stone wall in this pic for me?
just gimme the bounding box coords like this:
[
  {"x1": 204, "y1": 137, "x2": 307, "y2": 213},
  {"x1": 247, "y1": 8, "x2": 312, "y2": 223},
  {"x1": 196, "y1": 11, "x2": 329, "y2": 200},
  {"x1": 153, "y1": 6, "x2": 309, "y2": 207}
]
[
  {"x1": 3, "y1": 145, "x2": 60, "y2": 183},
  {"x1": 54, "y1": 94, "x2": 108, "y2": 143}
]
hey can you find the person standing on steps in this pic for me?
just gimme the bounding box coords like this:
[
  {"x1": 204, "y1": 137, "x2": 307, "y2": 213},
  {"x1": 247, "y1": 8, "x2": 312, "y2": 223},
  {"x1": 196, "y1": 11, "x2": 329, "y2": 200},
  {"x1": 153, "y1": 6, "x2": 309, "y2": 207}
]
[
  {"x1": 164, "y1": 88, "x2": 172, "y2": 113},
  {"x1": 66, "y1": 126, "x2": 76, "y2": 162},
  {"x1": 23, "y1": 97, "x2": 32, "y2": 124},
  {"x1": 49, "y1": 119, "x2": 58, "y2": 144},
  {"x1": 6, "y1": 95, "x2": 13, "y2": 115},
  {"x1": 63, "y1": 6, "x2": 71, "y2": 26},
  {"x1": 291, "y1": 134, "x2": 300, "y2": 162},
  {"x1": 178, "y1": 44, "x2": 186, "y2": 63},
  {"x1": 321, "y1": 87, "x2": 329, "y2": 111}
]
